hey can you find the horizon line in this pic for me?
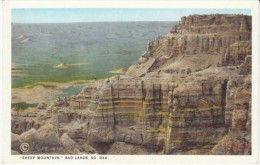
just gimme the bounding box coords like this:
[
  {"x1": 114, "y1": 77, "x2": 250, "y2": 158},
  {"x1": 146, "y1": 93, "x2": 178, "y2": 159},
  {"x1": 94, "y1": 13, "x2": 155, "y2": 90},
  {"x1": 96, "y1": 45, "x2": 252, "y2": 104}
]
[
  {"x1": 12, "y1": 20, "x2": 179, "y2": 24},
  {"x1": 12, "y1": 11, "x2": 251, "y2": 24}
]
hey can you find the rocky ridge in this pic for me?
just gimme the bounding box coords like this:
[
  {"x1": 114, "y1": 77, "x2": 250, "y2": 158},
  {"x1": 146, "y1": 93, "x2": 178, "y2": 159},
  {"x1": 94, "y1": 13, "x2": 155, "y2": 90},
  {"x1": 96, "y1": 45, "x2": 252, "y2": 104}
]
[{"x1": 12, "y1": 14, "x2": 252, "y2": 155}]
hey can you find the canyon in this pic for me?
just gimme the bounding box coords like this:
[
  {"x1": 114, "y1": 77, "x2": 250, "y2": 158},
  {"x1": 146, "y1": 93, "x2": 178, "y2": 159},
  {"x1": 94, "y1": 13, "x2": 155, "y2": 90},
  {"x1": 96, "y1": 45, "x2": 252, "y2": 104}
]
[{"x1": 11, "y1": 14, "x2": 252, "y2": 155}]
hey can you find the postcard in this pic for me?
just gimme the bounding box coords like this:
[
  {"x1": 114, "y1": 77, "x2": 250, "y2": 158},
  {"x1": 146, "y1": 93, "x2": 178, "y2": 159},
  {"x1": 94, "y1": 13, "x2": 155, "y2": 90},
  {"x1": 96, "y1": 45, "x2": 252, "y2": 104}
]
[{"x1": 1, "y1": 0, "x2": 259, "y2": 164}]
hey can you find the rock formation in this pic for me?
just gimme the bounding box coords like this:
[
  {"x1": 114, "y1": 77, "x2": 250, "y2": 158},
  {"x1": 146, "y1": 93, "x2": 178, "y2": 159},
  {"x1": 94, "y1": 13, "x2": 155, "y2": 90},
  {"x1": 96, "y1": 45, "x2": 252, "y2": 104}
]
[{"x1": 11, "y1": 14, "x2": 252, "y2": 155}]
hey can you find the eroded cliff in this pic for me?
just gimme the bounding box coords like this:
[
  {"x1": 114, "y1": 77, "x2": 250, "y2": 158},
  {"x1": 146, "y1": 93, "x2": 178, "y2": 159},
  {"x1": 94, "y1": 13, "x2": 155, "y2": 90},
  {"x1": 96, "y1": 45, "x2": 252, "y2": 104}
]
[{"x1": 11, "y1": 14, "x2": 252, "y2": 155}]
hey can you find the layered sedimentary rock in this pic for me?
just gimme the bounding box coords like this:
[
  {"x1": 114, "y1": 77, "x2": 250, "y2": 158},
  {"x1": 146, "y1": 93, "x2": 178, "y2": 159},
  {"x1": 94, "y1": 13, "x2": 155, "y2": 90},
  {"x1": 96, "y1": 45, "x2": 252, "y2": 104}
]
[
  {"x1": 11, "y1": 14, "x2": 252, "y2": 155},
  {"x1": 11, "y1": 109, "x2": 52, "y2": 134},
  {"x1": 127, "y1": 14, "x2": 251, "y2": 77}
]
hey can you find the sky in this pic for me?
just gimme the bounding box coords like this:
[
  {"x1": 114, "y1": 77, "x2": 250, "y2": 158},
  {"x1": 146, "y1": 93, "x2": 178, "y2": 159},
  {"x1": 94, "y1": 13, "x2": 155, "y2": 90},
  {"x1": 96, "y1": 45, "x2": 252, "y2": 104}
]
[{"x1": 12, "y1": 8, "x2": 251, "y2": 23}]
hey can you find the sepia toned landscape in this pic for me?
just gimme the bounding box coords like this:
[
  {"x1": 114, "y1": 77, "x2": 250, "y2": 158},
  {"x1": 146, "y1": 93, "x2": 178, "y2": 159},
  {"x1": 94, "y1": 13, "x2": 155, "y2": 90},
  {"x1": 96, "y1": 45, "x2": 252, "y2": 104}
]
[{"x1": 11, "y1": 13, "x2": 252, "y2": 155}]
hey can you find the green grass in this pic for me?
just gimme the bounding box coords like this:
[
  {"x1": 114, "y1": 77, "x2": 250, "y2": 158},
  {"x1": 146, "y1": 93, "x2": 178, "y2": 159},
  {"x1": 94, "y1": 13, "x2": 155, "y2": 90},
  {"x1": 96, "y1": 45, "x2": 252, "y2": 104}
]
[{"x1": 12, "y1": 102, "x2": 38, "y2": 110}]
